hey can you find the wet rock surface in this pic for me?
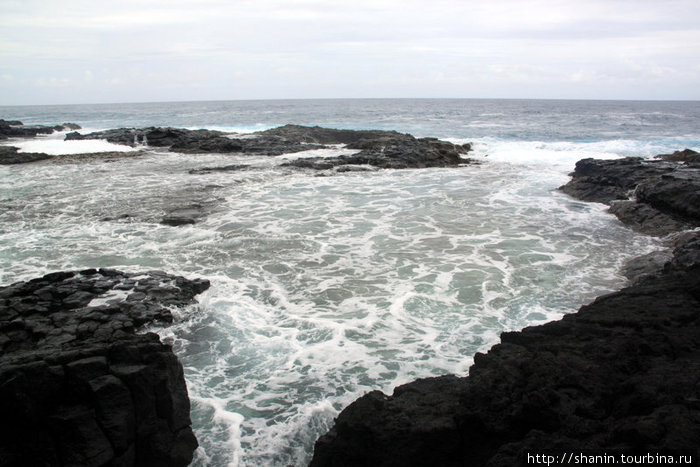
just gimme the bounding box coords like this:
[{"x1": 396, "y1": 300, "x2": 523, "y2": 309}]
[
  {"x1": 65, "y1": 126, "x2": 326, "y2": 156},
  {"x1": 0, "y1": 146, "x2": 146, "y2": 165},
  {"x1": 655, "y1": 148, "x2": 700, "y2": 163},
  {"x1": 0, "y1": 145, "x2": 53, "y2": 165},
  {"x1": 281, "y1": 135, "x2": 472, "y2": 170},
  {"x1": 0, "y1": 119, "x2": 81, "y2": 140},
  {"x1": 66, "y1": 124, "x2": 473, "y2": 169},
  {"x1": 310, "y1": 232, "x2": 700, "y2": 467},
  {"x1": 559, "y1": 154, "x2": 700, "y2": 236},
  {"x1": 160, "y1": 205, "x2": 208, "y2": 226},
  {"x1": 271, "y1": 125, "x2": 473, "y2": 169},
  {"x1": 0, "y1": 269, "x2": 209, "y2": 466}
]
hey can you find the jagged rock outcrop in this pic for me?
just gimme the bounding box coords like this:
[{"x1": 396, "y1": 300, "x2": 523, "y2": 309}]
[
  {"x1": 559, "y1": 154, "x2": 700, "y2": 236},
  {"x1": 65, "y1": 126, "x2": 325, "y2": 155},
  {"x1": 0, "y1": 269, "x2": 209, "y2": 466},
  {"x1": 0, "y1": 120, "x2": 80, "y2": 140},
  {"x1": 655, "y1": 148, "x2": 700, "y2": 163},
  {"x1": 65, "y1": 124, "x2": 473, "y2": 169},
  {"x1": 281, "y1": 136, "x2": 472, "y2": 170},
  {"x1": 270, "y1": 125, "x2": 472, "y2": 170},
  {"x1": 255, "y1": 124, "x2": 406, "y2": 145},
  {"x1": 310, "y1": 232, "x2": 700, "y2": 466}
]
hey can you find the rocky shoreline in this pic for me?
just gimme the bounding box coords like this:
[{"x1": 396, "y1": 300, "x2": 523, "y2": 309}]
[
  {"x1": 559, "y1": 149, "x2": 700, "y2": 236},
  {"x1": 3, "y1": 119, "x2": 699, "y2": 465},
  {"x1": 0, "y1": 119, "x2": 81, "y2": 140},
  {"x1": 309, "y1": 151, "x2": 700, "y2": 466},
  {"x1": 2, "y1": 122, "x2": 472, "y2": 170},
  {"x1": 0, "y1": 269, "x2": 209, "y2": 466},
  {"x1": 67, "y1": 123, "x2": 473, "y2": 169}
]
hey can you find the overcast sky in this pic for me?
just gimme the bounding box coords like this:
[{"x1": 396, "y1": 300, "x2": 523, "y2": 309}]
[{"x1": 1, "y1": 0, "x2": 699, "y2": 105}]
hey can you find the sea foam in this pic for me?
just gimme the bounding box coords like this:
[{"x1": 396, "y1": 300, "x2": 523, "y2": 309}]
[{"x1": 8, "y1": 132, "x2": 138, "y2": 155}]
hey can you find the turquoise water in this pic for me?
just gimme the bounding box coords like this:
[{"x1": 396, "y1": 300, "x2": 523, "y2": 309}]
[{"x1": 1, "y1": 98, "x2": 695, "y2": 465}]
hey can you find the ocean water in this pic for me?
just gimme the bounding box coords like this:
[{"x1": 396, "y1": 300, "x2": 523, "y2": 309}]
[{"x1": 1, "y1": 98, "x2": 698, "y2": 466}]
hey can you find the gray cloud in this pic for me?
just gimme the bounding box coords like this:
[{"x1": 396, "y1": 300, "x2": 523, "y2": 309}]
[{"x1": 1, "y1": 0, "x2": 699, "y2": 104}]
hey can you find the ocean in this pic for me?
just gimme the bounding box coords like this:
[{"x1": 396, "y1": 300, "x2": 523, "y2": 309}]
[{"x1": 1, "y1": 98, "x2": 698, "y2": 466}]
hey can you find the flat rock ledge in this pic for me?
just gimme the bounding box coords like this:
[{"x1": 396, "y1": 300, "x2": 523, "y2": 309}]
[
  {"x1": 310, "y1": 153, "x2": 700, "y2": 466},
  {"x1": 0, "y1": 268, "x2": 210, "y2": 467}
]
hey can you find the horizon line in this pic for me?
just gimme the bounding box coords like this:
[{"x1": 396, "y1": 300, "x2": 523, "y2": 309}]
[{"x1": 2, "y1": 96, "x2": 699, "y2": 108}]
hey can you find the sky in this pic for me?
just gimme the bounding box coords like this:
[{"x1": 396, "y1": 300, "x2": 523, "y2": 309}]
[{"x1": 1, "y1": 0, "x2": 699, "y2": 105}]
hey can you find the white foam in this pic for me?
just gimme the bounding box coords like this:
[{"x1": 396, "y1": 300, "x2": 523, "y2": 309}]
[
  {"x1": 274, "y1": 145, "x2": 359, "y2": 160},
  {"x1": 469, "y1": 139, "x2": 624, "y2": 169},
  {"x1": 87, "y1": 289, "x2": 130, "y2": 307},
  {"x1": 8, "y1": 133, "x2": 138, "y2": 155},
  {"x1": 190, "y1": 396, "x2": 245, "y2": 467},
  {"x1": 0, "y1": 146, "x2": 662, "y2": 466},
  {"x1": 451, "y1": 137, "x2": 697, "y2": 173}
]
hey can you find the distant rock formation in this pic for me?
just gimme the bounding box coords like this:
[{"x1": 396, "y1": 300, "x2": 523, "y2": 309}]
[
  {"x1": 65, "y1": 124, "x2": 473, "y2": 169},
  {"x1": 0, "y1": 269, "x2": 209, "y2": 466},
  {"x1": 64, "y1": 126, "x2": 325, "y2": 155},
  {"x1": 0, "y1": 119, "x2": 80, "y2": 140}
]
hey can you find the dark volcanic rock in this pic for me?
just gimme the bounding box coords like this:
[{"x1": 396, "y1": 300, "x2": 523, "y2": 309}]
[
  {"x1": 655, "y1": 148, "x2": 700, "y2": 163},
  {"x1": 559, "y1": 155, "x2": 700, "y2": 235},
  {"x1": 281, "y1": 134, "x2": 472, "y2": 170},
  {"x1": 189, "y1": 164, "x2": 251, "y2": 174},
  {"x1": 160, "y1": 206, "x2": 203, "y2": 226},
  {"x1": 0, "y1": 269, "x2": 209, "y2": 467},
  {"x1": 254, "y1": 124, "x2": 407, "y2": 145},
  {"x1": 268, "y1": 125, "x2": 472, "y2": 170},
  {"x1": 66, "y1": 127, "x2": 225, "y2": 149},
  {"x1": 310, "y1": 233, "x2": 700, "y2": 466},
  {"x1": 559, "y1": 157, "x2": 673, "y2": 204},
  {"x1": 1, "y1": 146, "x2": 146, "y2": 165},
  {"x1": 66, "y1": 126, "x2": 325, "y2": 155},
  {"x1": 0, "y1": 145, "x2": 52, "y2": 164},
  {"x1": 635, "y1": 171, "x2": 700, "y2": 221},
  {"x1": 59, "y1": 123, "x2": 82, "y2": 131},
  {"x1": 67, "y1": 124, "x2": 472, "y2": 168},
  {"x1": 608, "y1": 200, "x2": 692, "y2": 236},
  {"x1": 0, "y1": 120, "x2": 80, "y2": 140}
]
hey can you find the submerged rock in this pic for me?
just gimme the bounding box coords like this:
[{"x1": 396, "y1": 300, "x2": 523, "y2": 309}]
[
  {"x1": 160, "y1": 206, "x2": 203, "y2": 226},
  {"x1": 0, "y1": 269, "x2": 209, "y2": 466},
  {"x1": 189, "y1": 164, "x2": 251, "y2": 174},
  {"x1": 310, "y1": 232, "x2": 700, "y2": 466}
]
